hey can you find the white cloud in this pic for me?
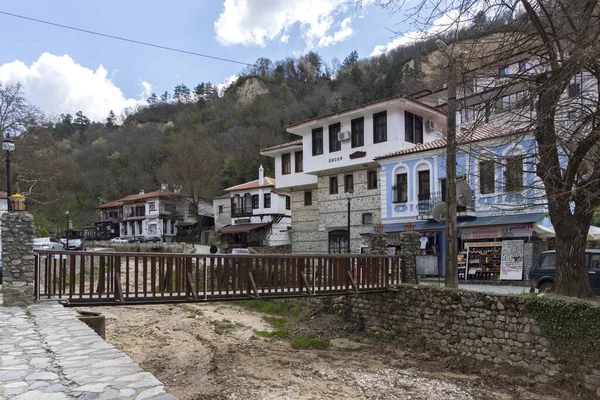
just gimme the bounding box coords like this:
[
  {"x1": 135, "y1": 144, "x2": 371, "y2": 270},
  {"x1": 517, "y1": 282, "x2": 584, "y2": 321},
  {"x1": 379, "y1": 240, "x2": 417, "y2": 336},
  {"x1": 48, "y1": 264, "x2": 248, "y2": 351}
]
[
  {"x1": 216, "y1": 74, "x2": 239, "y2": 96},
  {"x1": 214, "y1": 0, "x2": 356, "y2": 49},
  {"x1": 370, "y1": 10, "x2": 472, "y2": 57},
  {"x1": 0, "y1": 53, "x2": 149, "y2": 121}
]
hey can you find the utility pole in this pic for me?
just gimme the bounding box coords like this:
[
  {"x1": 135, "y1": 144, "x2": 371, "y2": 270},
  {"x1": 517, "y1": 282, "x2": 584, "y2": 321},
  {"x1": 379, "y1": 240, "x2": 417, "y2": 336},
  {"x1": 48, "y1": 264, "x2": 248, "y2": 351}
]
[{"x1": 436, "y1": 39, "x2": 459, "y2": 289}]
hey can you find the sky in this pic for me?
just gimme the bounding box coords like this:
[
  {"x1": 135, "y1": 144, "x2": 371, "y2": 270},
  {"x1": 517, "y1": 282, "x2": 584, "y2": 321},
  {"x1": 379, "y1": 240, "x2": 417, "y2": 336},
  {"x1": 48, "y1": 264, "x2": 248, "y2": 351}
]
[{"x1": 0, "y1": 0, "x2": 446, "y2": 122}]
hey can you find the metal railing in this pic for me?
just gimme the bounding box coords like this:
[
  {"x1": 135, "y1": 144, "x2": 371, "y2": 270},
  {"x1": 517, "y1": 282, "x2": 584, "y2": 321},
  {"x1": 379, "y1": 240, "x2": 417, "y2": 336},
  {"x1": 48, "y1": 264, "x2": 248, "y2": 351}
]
[{"x1": 34, "y1": 251, "x2": 402, "y2": 306}]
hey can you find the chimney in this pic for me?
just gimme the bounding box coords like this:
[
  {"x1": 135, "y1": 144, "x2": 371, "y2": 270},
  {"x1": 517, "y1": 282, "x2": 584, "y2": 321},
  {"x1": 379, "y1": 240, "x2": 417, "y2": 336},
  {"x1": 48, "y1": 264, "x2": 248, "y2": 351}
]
[
  {"x1": 259, "y1": 165, "x2": 264, "y2": 186},
  {"x1": 139, "y1": 190, "x2": 145, "y2": 195}
]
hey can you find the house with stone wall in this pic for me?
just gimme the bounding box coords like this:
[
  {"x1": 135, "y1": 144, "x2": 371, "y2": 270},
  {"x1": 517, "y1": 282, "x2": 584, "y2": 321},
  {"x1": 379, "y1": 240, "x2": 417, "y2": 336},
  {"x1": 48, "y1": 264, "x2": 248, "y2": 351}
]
[{"x1": 261, "y1": 96, "x2": 446, "y2": 253}]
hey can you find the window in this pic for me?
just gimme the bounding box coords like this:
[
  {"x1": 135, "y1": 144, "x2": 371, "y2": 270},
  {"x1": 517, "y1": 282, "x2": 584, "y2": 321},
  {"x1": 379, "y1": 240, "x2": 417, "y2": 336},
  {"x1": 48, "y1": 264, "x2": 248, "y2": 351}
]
[
  {"x1": 518, "y1": 61, "x2": 530, "y2": 72},
  {"x1": 362, "y1": 213, "x2": 373, "y2": 225},
  {"x1": 312, "y1": 127, "x2": 323, "y2": 155},
  {"x1": 367, "y1": 170, "x2": 377, "y2": 190},
  {"x1": 351, "y1": 117, "x2": 364, "y2": 148},
  {"x1": 252, "y1": 194, "x2": 259, "y2": 209},
  {"x1": 329, "y1": 176, "x2": 338, "y2": 195},
  {"x1": 394, "y1": 173, "x2": 408, "y2": 203},
  {"x1": 505, "y1": 156, "x2": 523, "y2": 192},
  {"x1": 498, "y1": 66, "x2": 510, "y2": 77},
  {"x1": 373, "y1": 111, "x2": 387, "y2": 143},
  {"x1": 479, "y1": 161, "x2": 495, "y2": 194},
  {"x1": 286, "y1": 196, "x2": 290, "y2": 210},
  {"x1": 264, "y1": 193, "x2": 271, "y2": 208},
  {"x1": 148, "y1": 201, "x2": 156, "y2": 211},
  {"x1": 304, "y1": 191, "x2": 312, "y2": 206},
  {"x1": 569, "y1": 73, "x2": 582, "y2": 98},
  {"x1": 295, "y1": 151, "x2": 303, "y2": 172},
  {"x1": 344, "y1": 174, "x2": 354, "y2": 193},
  {"x1": 282, "y1": 153, "x2": 291, "y2": 175},
  {"x1": 405, "y1": 112, "x2": 423, "y2": 144},
  {"x1": 328, "y1": 230, "x2": 348, "y2": 254},
  {"x1": 218, "y1": 205, "x2": 223, "y2": 214},
  {"x1": 418, "y1": 170, "x2": 430, "y2": 201},
  {"x1": 329, "y1": 123, "x2": 341, "y2": 152}
]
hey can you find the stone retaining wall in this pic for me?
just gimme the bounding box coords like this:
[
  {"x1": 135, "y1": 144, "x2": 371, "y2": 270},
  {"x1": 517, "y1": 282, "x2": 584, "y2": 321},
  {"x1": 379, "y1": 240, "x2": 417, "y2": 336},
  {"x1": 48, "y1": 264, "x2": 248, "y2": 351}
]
[
  {"x1": 1, "y1": 212, "x2": 35, "y2": 307},
  {"x1": 328, "y1": 285, "x2": 600, "y2": 396}
]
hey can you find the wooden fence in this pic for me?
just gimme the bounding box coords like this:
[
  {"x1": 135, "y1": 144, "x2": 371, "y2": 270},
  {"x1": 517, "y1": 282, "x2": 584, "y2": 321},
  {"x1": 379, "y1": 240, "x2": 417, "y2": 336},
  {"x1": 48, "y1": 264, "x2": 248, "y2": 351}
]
[{"x1": 34, "y1": 251, "x2": 402, "y2": 306}]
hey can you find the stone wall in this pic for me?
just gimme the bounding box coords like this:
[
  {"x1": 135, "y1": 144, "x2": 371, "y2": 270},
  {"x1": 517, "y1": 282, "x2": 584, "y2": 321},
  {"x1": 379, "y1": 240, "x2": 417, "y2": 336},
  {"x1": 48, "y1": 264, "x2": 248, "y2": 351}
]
[
  {"x1": 328, "y1": 285, "x2": 600, "y2": 395},
  {"x1": 291, "y1": 167, "x2": 381, "y2": 254},
  {"x1": 1, "y1": 212, "x2": 35, "y2": 307}
]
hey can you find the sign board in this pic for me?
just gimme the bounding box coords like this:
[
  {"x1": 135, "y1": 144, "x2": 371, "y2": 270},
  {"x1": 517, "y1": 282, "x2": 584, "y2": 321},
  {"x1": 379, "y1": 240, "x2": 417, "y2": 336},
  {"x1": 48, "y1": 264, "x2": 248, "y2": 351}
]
[
  {"x1": 500, "y1": 240, "x2": 524, "y2": 280},
  {"x1": 461, "y1": 224, "x2": 534, "y2": 240},
  {"x1": 318, "y1": 224, "x2": 325, "y2": 232}
]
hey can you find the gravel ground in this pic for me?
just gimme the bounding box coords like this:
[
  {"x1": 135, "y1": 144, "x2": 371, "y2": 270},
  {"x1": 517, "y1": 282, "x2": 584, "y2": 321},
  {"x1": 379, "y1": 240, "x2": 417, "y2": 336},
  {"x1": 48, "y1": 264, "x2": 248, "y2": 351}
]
[{"x1": 421, "y1": 282, "x2": 532, "y2": 295}]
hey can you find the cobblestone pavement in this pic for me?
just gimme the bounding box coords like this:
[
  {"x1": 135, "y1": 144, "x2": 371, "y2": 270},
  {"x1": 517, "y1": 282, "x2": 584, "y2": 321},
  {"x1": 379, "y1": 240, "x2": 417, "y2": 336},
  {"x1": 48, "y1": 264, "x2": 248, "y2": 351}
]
[{"x1": 0, "y1": 301, "x2": 177, "y2": 399}]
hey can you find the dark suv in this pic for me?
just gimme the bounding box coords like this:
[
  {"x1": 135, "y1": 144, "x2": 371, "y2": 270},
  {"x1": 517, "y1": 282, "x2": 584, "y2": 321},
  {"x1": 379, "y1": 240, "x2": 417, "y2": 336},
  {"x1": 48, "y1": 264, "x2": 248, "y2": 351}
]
[{"x1": 529, "y1": 250, "x2": 600, "y2": 294}]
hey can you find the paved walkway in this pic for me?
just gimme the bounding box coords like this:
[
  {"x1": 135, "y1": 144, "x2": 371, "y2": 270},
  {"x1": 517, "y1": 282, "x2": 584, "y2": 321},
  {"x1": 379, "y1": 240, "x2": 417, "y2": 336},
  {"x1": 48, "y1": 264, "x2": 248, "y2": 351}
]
[{"x1": 0, "y1": 301, "x2": 176, "y2": 399}]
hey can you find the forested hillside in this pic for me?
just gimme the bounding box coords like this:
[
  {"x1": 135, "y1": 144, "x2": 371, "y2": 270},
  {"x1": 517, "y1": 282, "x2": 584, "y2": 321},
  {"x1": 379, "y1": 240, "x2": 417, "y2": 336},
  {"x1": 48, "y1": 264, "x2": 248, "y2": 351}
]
[{"x1": 4, "y1": 14, "x2": 514, "y2": 232}]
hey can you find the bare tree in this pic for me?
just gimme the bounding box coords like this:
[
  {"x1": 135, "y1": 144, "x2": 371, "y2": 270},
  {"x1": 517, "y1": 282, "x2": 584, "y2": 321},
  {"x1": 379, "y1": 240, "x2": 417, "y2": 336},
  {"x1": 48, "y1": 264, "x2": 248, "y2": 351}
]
[
  {"x1": 0, "y1": 82, "x2": 41, "y2": 138},
  {"x1": 159, "y1": 131, "x2": 222, "y2": 238},
  {"x1": 377, "y1": 0, "x2": 600, "y2": 298}
]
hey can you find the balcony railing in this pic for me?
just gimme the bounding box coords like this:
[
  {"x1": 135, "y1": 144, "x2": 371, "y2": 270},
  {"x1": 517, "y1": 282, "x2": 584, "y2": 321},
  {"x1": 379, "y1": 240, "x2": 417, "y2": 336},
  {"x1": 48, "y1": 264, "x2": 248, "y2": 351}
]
[
  {"x1": 417, "y1": 191, "x2": 473, "y2": 217},
  {"x1": 231, "y1": 206, "x2": 254, "y2": 217}
]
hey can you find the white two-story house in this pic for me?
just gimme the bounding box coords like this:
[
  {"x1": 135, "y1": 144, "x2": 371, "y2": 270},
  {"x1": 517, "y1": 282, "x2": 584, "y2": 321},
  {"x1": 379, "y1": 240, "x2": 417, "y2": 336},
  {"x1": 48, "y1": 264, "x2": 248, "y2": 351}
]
[
  {"x1": 261, "y1": 96, "x2": 447, "y2": 254},
  {"x1": 95, "y1": 189, "x2": 213, "y2": 242},
  {"x1": 218, "y1": 166, "x2": 291, "y2": 249}
]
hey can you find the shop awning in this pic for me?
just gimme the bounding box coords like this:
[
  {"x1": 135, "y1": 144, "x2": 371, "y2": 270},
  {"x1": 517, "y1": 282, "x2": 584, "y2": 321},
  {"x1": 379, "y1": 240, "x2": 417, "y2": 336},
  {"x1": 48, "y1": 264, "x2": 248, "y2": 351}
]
[
  {"x1": 360, "y1": 213, "x2": 547, "y2": 235},
  {"x1": 456, "y1": 212, "x2": 546, "y2": 228},
  {"x1": 220, "y1": 222, "x2": 271, "y2": 234},
  {"x1": 176, "y1": 222, "x2": 197, "y2": 227},
  {"x1": 534, "y1": 224, "x2": 600, "y2": 241}
]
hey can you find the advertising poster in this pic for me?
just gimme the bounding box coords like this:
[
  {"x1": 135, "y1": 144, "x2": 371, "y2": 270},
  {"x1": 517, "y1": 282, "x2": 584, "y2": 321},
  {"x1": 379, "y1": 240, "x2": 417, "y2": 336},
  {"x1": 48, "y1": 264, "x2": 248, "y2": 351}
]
[{"x1": 500, "y1": 240, "x2": 524, "y2": 280}]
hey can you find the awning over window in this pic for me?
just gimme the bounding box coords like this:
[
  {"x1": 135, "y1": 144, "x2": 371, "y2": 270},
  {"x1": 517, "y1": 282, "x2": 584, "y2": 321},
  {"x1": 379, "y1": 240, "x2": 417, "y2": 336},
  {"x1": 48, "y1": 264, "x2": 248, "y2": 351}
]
[{"x1": 220, "y1": 222, "x2": 271, "y2": 234}]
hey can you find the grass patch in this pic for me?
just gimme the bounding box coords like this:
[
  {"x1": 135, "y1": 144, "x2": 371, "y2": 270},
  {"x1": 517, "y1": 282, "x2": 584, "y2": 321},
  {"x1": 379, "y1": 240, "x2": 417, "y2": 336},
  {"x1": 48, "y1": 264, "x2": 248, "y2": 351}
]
[
  {"x1": 212, "y1": 320, "x2": 239, "y2": 335},
  {"x1": 317, "y1": 353, "x2": 332, "y2": 359},
  {"x1": 235, "y1": 300, "x2": 301, "y2": 317},
  {"x1": 290, "y1": 334, "x2": 329, "y2": 350},
  {"x1": 255, "y1": 326, "x2": 291, "y2": 339},
  {"x1": 187, "y1": 314, "x2": 196, "y2": 318}
]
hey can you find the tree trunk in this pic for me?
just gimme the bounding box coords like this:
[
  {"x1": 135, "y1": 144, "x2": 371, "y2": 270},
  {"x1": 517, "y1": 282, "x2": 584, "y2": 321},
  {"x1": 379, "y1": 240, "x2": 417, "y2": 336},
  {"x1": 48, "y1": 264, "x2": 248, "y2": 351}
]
[{"x1": 553, "y1": 217, "x2": 594, "y2": 298}]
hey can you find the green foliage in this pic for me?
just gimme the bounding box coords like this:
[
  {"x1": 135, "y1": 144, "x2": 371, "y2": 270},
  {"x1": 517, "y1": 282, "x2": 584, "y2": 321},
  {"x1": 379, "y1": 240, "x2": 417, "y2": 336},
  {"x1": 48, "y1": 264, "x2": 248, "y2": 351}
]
[
  {"x1": 255, "y1": 316, "x2": 291, "y2": 338},
  {"x1": 237, "y1": 300, "x2": 300, "y2": 317},
  {"x1": 529, "y1": 297, "x2": 600, "y2": 366},
  {"x1": 290, "y1": 334, "x2": 330, "y2": 350},
  {"x1": 36, "y1": 227, "x2": 50, "y2": 238},
  {"x1": 592, "y1": 207, "x2": 600, "y2": 227}
]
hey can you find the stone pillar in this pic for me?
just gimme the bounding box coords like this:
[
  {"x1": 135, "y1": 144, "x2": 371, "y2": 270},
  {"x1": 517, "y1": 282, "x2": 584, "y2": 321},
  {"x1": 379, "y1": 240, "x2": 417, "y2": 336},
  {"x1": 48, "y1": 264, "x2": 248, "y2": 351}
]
[
  {"x1": 368, "y1": 231, "x2": 388, "y2": 255},
  {"x1": 1, "y1": 212, "x2": 35, "y2": 307},
  {"x1": 399, "y1": 231, "x2": 419, "y2": 284}
]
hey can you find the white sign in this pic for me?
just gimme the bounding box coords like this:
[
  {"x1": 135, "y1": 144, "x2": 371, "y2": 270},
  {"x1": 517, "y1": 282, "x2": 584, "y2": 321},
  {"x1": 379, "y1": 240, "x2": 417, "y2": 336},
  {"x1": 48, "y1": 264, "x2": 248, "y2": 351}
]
[
  {"x1": 318, "y1": 224, "x2": 325, "y2": 232},
  {"x1": 500, "y1": 240, "x2": 524, "y2": 280}
]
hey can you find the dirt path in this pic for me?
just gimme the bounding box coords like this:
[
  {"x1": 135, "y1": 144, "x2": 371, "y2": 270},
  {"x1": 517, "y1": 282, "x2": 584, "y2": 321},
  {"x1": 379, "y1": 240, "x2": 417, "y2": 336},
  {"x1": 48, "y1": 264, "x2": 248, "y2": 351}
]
[{"x1": 80, "y1": 303, "x2": 583, "y2": 400}]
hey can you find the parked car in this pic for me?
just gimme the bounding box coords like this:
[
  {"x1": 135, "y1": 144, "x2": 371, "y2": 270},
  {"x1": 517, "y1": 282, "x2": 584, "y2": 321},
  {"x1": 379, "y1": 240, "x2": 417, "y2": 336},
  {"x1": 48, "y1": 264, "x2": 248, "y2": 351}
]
[
  {"x1": 529, "y1": 250, "x2": 600, "y2": 294},
  {"x1": 66, "y1": 238, "x2": 86, "y2": 251},
  {"x1": 144, "y1": 236, "x2": 162, "y2": 243},
  {"x1": 231, "y1": 248, "x2": 251, "y2": 255},
  {"x1": 33, "y1": 237, "x2": 64, "y2": 251},
  {"x1": 109, "y1": 237, "x2": 129, "y2": 243}
]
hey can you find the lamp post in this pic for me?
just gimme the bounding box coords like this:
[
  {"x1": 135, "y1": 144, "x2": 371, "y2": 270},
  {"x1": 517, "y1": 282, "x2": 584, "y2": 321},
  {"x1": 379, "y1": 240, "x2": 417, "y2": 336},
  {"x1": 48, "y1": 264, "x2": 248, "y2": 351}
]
[
  {"x1": 2, "y1": 138, "x2": 15, "y2": 211},
  {"x1": 435, "y1": 39, "x2": 467, "y2": 289},
  {"x1": 346, "y1": 189, "x2": 353, "y2": 253},
  {"x1": 65, "y1": 210, "x2": 70, "y2": 250}
]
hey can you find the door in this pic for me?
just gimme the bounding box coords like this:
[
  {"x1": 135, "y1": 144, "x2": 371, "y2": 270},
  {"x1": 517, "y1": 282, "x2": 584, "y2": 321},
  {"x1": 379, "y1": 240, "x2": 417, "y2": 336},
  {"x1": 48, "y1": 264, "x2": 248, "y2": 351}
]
[{"x1": 329, "y1": 230, "x2": 348, "y2": 254}]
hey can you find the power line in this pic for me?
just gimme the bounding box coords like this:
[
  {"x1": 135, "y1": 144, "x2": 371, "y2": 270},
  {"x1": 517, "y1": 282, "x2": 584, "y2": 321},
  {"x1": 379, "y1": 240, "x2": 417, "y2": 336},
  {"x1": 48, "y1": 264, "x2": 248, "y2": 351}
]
[{"x1": 0, "y1": 10, "x2": 252, "y2": 66}]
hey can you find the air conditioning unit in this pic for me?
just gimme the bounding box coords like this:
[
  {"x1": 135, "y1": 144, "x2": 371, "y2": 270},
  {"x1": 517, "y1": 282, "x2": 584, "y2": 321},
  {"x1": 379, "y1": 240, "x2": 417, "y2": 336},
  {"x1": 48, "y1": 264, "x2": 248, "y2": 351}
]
[
  {"x1": 425, "y1": 120, "x2": 436, "y2": 132},
  {"x1": 338, "y1": 130, "x2": 351, "y2": 141}
]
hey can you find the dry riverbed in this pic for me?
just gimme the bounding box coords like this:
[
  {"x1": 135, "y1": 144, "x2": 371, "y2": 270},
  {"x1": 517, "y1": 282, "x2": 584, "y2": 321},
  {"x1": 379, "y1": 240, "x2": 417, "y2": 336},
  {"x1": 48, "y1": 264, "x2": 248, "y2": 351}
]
[{"x1": 77, "y1": 302, "x2": 589, "y2": 400}]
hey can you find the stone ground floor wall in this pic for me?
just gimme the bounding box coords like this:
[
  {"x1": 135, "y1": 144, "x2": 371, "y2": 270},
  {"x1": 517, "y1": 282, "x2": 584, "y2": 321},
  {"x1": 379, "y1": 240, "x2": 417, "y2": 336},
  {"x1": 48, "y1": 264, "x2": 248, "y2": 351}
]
[{"x1": 326, "y1": 285, "x2": 600, "y2": 396}]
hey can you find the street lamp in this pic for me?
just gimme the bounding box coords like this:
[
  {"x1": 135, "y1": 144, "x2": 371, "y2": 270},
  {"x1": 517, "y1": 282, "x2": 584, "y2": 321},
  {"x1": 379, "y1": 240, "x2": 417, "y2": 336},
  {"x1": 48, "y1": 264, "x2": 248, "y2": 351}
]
[
  {"x1": 347, "y1": 189, "x2": 353, "y2": 253},
  {"x1": 65, "y1": 210, "x2": 70, "y2": 250},
  {"x1": 435, "y1": 39, "x2": 467, "y2": 289},
  {"x1": 2, "y1": 138, "x2": 15, "y2": 211}
]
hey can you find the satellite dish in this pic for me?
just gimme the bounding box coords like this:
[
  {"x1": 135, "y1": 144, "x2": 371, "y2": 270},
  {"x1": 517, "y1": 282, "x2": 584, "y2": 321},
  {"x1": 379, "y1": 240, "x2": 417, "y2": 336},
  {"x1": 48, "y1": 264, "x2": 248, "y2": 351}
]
[
  {"x1": 432, "y1": 202, "x2": 447, "y2": 222},
  {"x1": 456, "y1": 179, "x2": 473, "y2": 207}
]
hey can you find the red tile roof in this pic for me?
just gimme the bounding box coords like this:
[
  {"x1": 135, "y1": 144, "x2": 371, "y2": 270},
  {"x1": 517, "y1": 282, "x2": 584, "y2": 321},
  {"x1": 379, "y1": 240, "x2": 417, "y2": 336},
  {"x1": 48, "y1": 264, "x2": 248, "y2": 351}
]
[
  {"x1": 260, "y1": 140, "x2": 302, "y2": 153},
  {"x1": 97, "y1": 190, "x2": 176, "y2": 209},
  {"x1": 285, "y1": 96, "x2": 446, "y2": 129},
  {"x1": 224, "y1": 177, "x2": 276, "y2": 192},
  {"x1": 375, "y1": 124, "x2": 527, "y2": 160}
]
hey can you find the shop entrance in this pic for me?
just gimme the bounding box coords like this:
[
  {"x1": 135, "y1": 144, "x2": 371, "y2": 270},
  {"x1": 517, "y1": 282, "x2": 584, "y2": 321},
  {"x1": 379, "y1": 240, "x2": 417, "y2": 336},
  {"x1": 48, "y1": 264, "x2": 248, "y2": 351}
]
[{"x1": 329, "y1": 230, "x2": 349, "y2": 253}]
